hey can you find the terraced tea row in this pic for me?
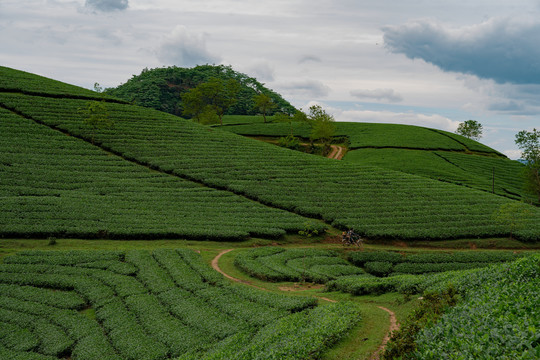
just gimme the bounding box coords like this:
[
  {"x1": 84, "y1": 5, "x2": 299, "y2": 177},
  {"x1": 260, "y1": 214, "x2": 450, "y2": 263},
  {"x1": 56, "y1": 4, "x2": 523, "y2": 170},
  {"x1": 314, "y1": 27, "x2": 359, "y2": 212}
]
[
  {"x1": 0, "y1": 66, "x2": 116, "y2": 100},
  {"x1": 0, "y1": 249, "x2": 359, "y2": 359},
  {"x1": 235, "y1": 248, "x2": 525, "y2": 285},
  {"x1": 0, "y1": 106, "x2": 315, "y2": 239},
  {"x1": 344, "y1": 148, "x2": 532, "y2": 203},
  {"x1": 1, "y1": 92, "x2": 538, "y2": 240}
]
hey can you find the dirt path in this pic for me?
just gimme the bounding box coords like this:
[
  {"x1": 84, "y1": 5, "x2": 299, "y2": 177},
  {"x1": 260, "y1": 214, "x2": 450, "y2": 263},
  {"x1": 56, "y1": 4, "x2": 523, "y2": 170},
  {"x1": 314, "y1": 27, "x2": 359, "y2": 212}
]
[
  {"x1": 328, "y1": 145, "x2": 345, "y2": 160},
  {"x1": 211, "y1": 249, "x2": 267, "y2": 291},
  {"x1": 369, "y1": 306, "x2": 400, "y2": 360},
  {"x1": 211, "y1": 249, "x2": 397, "y2": 357}
]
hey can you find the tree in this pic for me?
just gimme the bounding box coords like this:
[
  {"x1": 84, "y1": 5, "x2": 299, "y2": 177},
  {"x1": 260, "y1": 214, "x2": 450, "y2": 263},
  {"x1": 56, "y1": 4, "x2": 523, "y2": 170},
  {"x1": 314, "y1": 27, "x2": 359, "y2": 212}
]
[
  {"x1": 78, "y1": 100, "x2": 113, "y2": 144},
  {"x1": 307, "y1": 105, "x2": 336, "y2": 153},
  {"x1": 181, "y1": 87, "x2": 205, "y2": 122},
  {"x1": 181, "y1": 77, "x2": 240, "y2": 125},
  {"x1": 515, "y1": 128, "x2": 540, "y2": 202},
  {"x1": 455, "y1": 120, "x2": 483, "y2": 140},
  {"x1": 253, "y1": 93, "x2": 277, "y2": 123}
]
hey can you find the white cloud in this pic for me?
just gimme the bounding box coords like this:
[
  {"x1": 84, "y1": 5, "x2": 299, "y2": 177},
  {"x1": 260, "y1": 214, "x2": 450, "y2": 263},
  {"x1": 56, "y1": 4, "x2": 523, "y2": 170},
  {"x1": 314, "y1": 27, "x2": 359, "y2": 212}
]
[
  {"x1": 334, "y1": 109, "x2": 461, "y2": 132},
  {"x1": 350, "y1": 88, "x2": 403, "y2": 103},
  {"x1": 276, "y1": 79, "x2": 331, "y2": 99},
  {"x1": 156, "y1": 25, "x2": 221, "y2": 67}
]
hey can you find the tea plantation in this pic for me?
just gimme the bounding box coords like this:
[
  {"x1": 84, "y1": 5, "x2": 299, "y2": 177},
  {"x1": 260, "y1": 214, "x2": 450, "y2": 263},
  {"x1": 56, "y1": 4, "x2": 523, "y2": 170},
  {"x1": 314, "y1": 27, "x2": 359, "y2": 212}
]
[
  {"x1": 1, "y1": 66, "x2": 539, "y2": 241},
  {"x1": 1, "y1": 66, "x2": 539, "y2": 359},
  {"x1": 0, "y1": 249, "x2": 361, "y2": 359}
]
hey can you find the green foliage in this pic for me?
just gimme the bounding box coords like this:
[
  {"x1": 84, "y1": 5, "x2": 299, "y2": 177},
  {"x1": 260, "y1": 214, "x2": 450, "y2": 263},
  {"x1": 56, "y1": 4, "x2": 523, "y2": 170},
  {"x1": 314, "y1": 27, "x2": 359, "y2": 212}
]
[
  {"x1": 0, "y1": 106, "x2": 312, "y2": 240},
  {"x1": 410, "y1": 254, "x2": 540, "y2": 359},
  {"x1": 182, "y1": 77, "x2": 240, "y2": 125},
  {"x1": 1, "y1": 68, "x2": 539, "y2": 241},
  {"x1": 0, "y1": 249, "x2": 349, "y2": 359},
  {"x1": 455, "y1": 119, "x2": 483, "y2": 140},
  {"x1": 253, "y1": 93, "x2": 277, "y2": 123},
  {"x1": 383, "y1": 285, "x2": 460, "y2": 359},
  {"x1": 277, "y1": 134, "x2": 301, "y2": 150},
  {"x1": 515, "y1": 128, "x2": 540, "y2": 202},
  {"x1": 364, "y1": 261, "x2": 394, "y2": 276},
  {"x1": 78, "y1": 100, "x2": 114, "y2": 144},
  {"x1": 104, "y1": 64, "x2": 296, "y2": 116},
  {"x1": 348, "y1": 251, "x2": 403, "y2": 265},
  {"x1": 235, "y1": 247, "x2": 363, "y2": 283},
  {"x1": 344, "y1": 148, "x2": 533, "y2": 203},
  {"x1": 493, "y1": 202, "x2": 534, "y2": 238}
]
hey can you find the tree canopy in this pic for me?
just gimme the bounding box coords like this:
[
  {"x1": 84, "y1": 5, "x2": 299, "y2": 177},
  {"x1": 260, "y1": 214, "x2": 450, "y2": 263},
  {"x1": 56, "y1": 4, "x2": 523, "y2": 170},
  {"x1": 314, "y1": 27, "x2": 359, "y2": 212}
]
[
  {"x1": 455, "y1": 120, "x2": 483, "y2": 140},
  {"x1": 515, "y1": 128, "x2": 540, "y2": 202},
  {"x1": 104, "y1": 64, "x2": 296, "y2": 117},
  {"x1": 182, "y1": 77, "x2": 240, "y2": 125}
]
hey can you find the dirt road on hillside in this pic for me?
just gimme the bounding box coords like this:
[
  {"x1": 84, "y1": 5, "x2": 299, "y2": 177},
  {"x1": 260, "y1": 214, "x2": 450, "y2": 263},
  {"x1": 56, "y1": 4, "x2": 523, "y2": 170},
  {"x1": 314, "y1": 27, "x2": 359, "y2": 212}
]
[{"x1": 328, "y1": 145, "x2": 345, "y2": 160}]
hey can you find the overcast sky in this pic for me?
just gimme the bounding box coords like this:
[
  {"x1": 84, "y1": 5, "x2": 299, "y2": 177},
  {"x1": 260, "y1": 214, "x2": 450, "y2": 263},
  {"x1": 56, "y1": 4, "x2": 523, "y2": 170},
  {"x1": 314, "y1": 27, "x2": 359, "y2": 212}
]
[{"x1": 2, "y1": 0, "x2": 540, "y2": 158}]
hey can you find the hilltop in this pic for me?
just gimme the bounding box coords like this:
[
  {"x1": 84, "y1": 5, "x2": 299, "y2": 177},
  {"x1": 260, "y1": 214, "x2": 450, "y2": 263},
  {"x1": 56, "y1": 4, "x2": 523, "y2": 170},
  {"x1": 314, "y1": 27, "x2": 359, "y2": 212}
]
[
  {"x1": 1, "y1": 66, "x2": 539, "y2": 242},
  {"x1": 103, "y1": 64, "x2": 296, "y2": 117}
]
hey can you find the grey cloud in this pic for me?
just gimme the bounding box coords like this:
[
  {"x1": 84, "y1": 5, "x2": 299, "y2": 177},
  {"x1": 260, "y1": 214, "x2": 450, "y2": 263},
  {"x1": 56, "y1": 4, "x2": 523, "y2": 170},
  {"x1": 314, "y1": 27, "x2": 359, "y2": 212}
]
[
  {"x1": 350, "y1": 88, "x2": 403, "y2": 103},
  {"x1": 299, "y1": 55, "x2": 322, "y2": 64},
  {"x1": 157, "y1": 26, "x2": 221, "y2": 67},
  {"x1": 278, "y1": 79, "x2": 330, "y2": 98},
  {"x1": 246, "y1": 61, "x2": 275, "y2": 81},
  {"x1": 85, "y1": 0, "x2": 128, "y2": 12},
  {"x1": 383, "y1": 18, "x2": 540, "y2": 85}
]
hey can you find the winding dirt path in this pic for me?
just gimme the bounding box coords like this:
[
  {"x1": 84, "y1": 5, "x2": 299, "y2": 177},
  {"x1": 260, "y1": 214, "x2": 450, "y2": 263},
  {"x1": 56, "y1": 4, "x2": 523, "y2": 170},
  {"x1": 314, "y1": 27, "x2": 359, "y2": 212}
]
[
  {"x1": 369, "y1": 306, "x2": 400, "y2": 360},
  {"x1": 211, "y1": 249, "x2": 267, "y2": 291},
  {"x1": 211, "y1": 248, "x2": 398, "y2": 357},
  {"x1": 328, "y1": 145, "x2": 345, "y2": 160}
]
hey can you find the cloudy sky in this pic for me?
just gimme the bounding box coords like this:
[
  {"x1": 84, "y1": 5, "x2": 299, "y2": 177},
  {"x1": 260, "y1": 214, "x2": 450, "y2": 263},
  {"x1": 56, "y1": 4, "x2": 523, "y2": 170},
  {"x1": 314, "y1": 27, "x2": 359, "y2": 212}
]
[{"x1": 2, "y1": 0, "x2": 540, "y2": 158}]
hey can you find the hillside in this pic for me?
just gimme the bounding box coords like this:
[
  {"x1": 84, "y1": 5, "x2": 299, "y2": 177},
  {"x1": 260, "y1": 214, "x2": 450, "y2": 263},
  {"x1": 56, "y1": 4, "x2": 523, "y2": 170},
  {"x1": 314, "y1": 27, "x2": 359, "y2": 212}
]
[
  {"x1": 220, "y1": 116, "x2": 535, "y2": 204},
  {"x1": 1, "y1": 66, "x2": 539, "y2": 241},
  {"x1": 103, "y1": 64, "x2": 296, "y2": 117}
]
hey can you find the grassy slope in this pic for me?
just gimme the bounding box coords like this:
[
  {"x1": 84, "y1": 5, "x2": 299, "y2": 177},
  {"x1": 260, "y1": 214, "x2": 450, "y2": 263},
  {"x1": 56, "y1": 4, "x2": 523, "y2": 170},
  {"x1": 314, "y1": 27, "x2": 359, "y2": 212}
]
[{"x1": 1, "y1": 66, "x2": 539, "y2": 241}]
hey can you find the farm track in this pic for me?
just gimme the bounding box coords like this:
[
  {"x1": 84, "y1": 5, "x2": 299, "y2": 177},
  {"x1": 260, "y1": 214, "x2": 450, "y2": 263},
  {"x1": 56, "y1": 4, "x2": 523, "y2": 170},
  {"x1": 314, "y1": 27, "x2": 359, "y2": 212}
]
[
  {"x1": 211, "y1": 248, "x2": 399, "y2": 358},
  {"x1": 328, "y1": 145, "x2": 345, "y2": 160}
]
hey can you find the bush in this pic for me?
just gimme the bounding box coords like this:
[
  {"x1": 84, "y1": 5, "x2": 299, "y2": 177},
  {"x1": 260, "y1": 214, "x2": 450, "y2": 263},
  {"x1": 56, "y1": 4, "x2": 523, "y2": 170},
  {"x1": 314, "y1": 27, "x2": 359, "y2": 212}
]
[{"x1": 364, "y1": 261, "x2": 394, "y2": 276}]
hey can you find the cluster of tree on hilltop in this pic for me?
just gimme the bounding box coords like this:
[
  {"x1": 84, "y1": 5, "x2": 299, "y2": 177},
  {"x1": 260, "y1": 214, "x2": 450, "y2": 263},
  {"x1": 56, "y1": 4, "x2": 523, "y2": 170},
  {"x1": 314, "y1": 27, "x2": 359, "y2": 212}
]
[{"x1": 103, "y1": 64, "x2": 296, "y2": 117}]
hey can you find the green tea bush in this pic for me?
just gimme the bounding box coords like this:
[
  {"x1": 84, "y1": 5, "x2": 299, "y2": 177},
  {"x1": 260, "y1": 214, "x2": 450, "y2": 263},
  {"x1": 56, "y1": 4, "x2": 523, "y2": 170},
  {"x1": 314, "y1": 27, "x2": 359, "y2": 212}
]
[
  {"x1": 348, "y1": 251, "x2": 403, "y2": 265},
  {"x1": 364, "y1": 261, "x2": 394, "y2": 276}
]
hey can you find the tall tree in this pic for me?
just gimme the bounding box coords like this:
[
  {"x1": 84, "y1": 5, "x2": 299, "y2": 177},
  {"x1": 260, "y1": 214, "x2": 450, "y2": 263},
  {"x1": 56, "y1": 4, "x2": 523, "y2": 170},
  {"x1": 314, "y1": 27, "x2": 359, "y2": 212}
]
[
  {"x1": 515, "y1": 128, "x2": 540, "y2": 202},
  {"x1": 182, "y1": 77, "x2": 240, "y2": 125},
  {"x1": 455, "y1": 120, "x2": 483, "y2": 140},
  {"x1": 307, "y1": 105, "x2": 336, "y2": 152},
  {"x1": 253, "y1": 93, "x2": 277, "y2": 123}
]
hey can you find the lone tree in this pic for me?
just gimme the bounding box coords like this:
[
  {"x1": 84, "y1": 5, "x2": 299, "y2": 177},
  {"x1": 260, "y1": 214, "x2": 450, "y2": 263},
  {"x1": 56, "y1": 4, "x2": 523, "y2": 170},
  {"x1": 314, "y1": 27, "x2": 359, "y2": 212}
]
[
  {"x1": 456, "y1": 120, "x2": 483, "y2": 140},
  {"x1": 181, "y1": 77, "x2": 240, "y2": 125},
  {"x1": 307, "y1": 104, "x2": 336, "y2": 153},
  {"x1": 515, "y1": 128, "x2": 540, "y2": 202},
  {"x1": 253, "y1": 93, "x2": 277, "y2": 123},
  {"x1": 79, "y1": 100, "x2": 113, "y2": 144}
]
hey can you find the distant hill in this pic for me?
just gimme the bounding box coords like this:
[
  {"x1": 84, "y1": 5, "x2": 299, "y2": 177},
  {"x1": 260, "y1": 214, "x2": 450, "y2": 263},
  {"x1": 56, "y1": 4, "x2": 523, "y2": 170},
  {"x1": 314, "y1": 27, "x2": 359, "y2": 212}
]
[
  {"x1": 103, "y1": 64, "x2": 296, "y2": 117},
  {"x1": 1, "y1": 66, "x2": 539, "y2": 241}
]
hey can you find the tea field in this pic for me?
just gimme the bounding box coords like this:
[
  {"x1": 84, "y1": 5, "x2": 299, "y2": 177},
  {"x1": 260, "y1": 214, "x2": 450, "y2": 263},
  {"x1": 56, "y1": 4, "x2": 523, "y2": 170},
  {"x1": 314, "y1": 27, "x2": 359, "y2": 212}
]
[
  {"x1": 1, "y1": 66, "x2": 539, "y2": 241},
  {"x1": 220, "y1": 115, "x2": 535, "y2": 204},
  {"x1": 0, "y1": 249, "x2": 362, "y2": 360}
]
